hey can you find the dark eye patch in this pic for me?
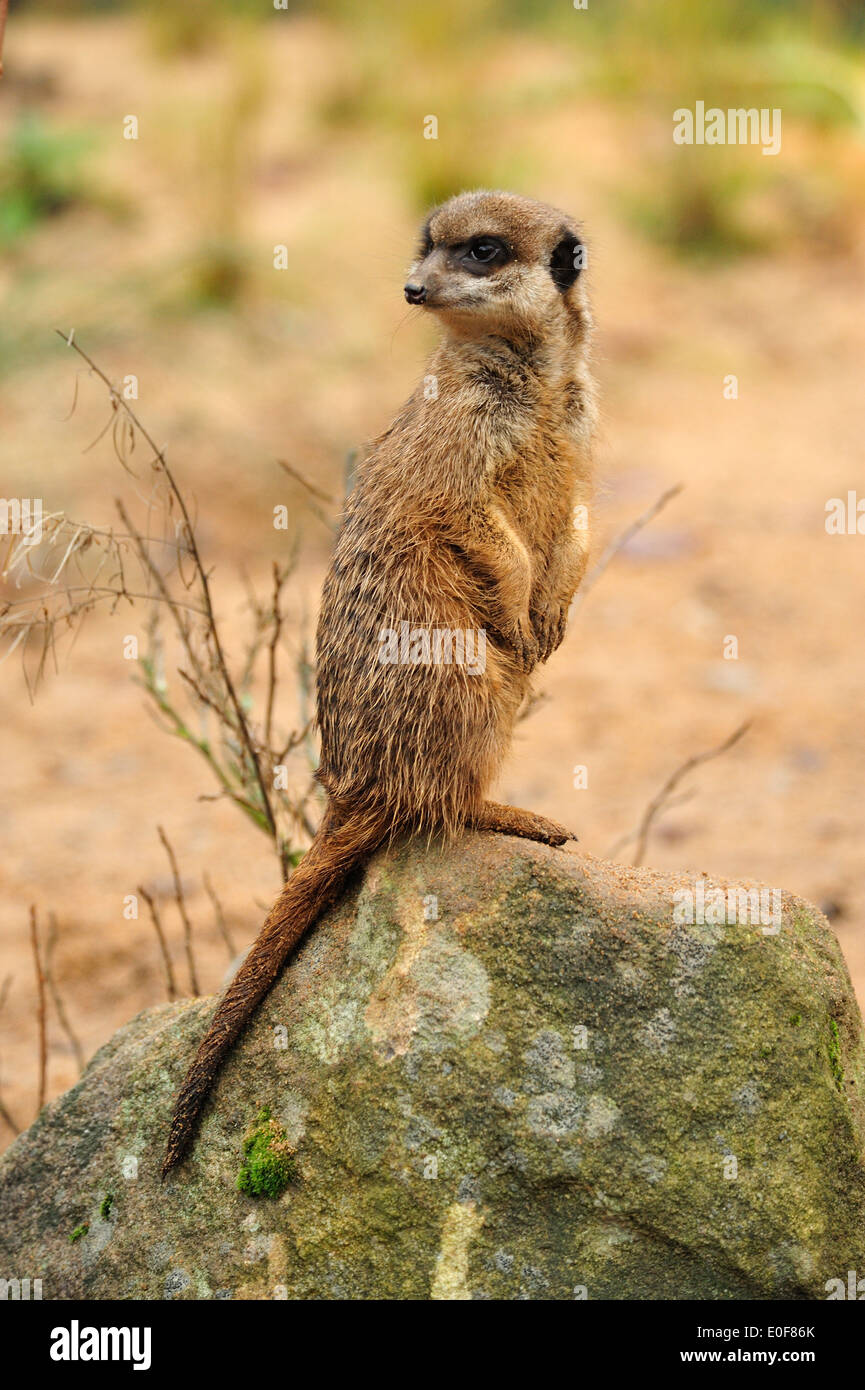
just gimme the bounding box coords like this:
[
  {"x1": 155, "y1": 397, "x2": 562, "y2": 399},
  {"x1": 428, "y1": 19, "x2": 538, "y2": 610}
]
[{"x1": 550, "y1": 231, "x2": 584, "y2": 292}]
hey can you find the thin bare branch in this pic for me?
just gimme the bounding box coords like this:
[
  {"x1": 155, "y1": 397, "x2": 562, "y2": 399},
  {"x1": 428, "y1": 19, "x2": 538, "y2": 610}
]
[
  {"x1": 0, "y1": 1090, "x2": 19, "y2": 1135},
  {"x1": 274, "y1": 717, "x2": 313, "y2": 767},
  {"x1": 0, "y1": 0, "x2": 9, "y2": 80},
  {"x1": 138, "y1": 885, "x2": 178, "y2": 1002},
  {"x1": 571, "y1": 483, "x2": 685, "y2": 615},
  {"x1": 0, "y1": 586, "x2": 206, "y2": 619},
  {"x1": 0, "y1": 973, "x2": 21, "y2": 1135},
  {"x1": 56, "y1": 331, "x2": 279, "y2": 858},
  {"x1": 610, "y1": 721, "x2": 752, "y2": 867},
  {"x1": 29, "y1": 906, "x2": 47, "y2": 1112},
  {"x1": 45, "y1": 914, "x2": 86, "y2": 1076},
  {"x1": 157, "y1": 826, "x2": 199, "y2": 995},
  {"x1": 203, "y1": 872, "x2": 237, "y2": 959},
  {"x1": 265, "y1": 561, "x2": 285, "y2": 751},
  {"x1": 276, "y1": 458, "x2": 334, "y2": 505}
]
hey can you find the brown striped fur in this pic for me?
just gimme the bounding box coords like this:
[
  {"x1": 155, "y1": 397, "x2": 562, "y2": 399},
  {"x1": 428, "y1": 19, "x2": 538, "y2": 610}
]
[{"x1": 162, "y1": 191, "x2": 597, "y2": 1177}]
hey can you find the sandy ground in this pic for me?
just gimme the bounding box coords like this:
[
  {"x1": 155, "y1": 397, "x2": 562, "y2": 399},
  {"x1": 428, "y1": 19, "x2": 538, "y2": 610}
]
[{"x1": 1, "y1": 14, "x2": 864, "y2": 1147}]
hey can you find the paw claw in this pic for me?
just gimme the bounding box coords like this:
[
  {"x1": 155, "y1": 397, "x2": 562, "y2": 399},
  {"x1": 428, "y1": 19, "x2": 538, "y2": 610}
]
[{"x1": 533, "y1": 815, "x2": 577, "y2": 846}]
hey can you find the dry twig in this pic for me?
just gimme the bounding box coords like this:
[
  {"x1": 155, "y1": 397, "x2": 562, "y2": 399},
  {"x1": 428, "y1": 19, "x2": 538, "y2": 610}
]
[
  {"x1": 29, "y1": 906, "x2": 47, "y2": 1112},
  {"x1": 55, "y1": 331, "x2": 279, "y2": 859},
  {"x1": 138, "y1": 885, "x2": 178, "y2": 1001},
  {"x1": 45, "y1": 913, "x2": 86, "y2": 1075},
  {"x1": 275, "y1": 459, "x2": 334, "y2": 505},
  {"x1": 517, "y1": 484, "x2": 686, "y2": 726},
  {"x1": 157, "y1": 826, "x2": 199, "y2": 995},
  {"x1": 0, "y1": 0, "x2": 8, "y2": 79},
  {"x1": 571, "y1": 483, "x2": 685, "y2": 615},
  {"x1": 0, "y1": 337, "x2": 321, "y2": 880},
  {"x1": 0, "y1": 974, "x2": 21, "y2": 1136},
  {"x1": 608, "y1": 720, "x2": 752, "y2": 866},
  {"x1": 203, "y1": 872, "x2": 237, "y2": 959}
]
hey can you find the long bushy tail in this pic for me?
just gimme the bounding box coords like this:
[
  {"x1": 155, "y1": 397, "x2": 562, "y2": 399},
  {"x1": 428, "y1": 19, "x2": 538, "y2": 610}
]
[{"x1": 162, "y1": 808, "x2": 382, "y2": 1178}]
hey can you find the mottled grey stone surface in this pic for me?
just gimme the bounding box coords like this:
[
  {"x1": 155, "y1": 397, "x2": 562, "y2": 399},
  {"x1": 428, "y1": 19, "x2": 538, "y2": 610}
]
[{"x1": 2, "y1": 835, "x2": 864, "y2": 1300}]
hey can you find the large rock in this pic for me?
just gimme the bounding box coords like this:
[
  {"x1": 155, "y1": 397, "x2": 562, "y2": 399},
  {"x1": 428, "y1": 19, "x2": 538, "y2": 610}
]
[{"x1": 2, "y1": 836, "x2": 864, "y2": 1300}]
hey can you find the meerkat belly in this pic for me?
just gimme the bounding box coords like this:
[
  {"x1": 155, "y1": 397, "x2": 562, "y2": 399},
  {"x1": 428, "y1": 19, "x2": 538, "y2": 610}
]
[
  {"x1": 315, "y1": 533, "x2": 524, "y2": 832},
  {"x1": 495, "y1": 425, "x2": 582, "y2": 532}
]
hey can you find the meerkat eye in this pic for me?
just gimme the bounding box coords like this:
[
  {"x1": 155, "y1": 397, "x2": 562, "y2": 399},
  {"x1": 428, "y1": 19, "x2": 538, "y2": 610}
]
[
  {"x1": 460, "y1": 237, "x2": 509, "y2": 273},
  {"x1": 469, "y1": 239, "x2": 504, "y2": 262}
]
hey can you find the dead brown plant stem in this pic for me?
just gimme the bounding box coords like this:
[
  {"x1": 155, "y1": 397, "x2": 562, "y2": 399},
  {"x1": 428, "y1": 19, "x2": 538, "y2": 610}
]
[
  {"x1": 276, "y1": 458, "x2": 334, "y2": 505},
  {"x1": 203, "y1": 872, "x2": 236, "y2": 959},
  {"x1": 573, "y1": 483, "x2": 685, "y2": 613},
  {"x1": 138, "y1": 886, "x2": 178, "y2": 1001},
  {"x1": 157, "y1": 826, "x2": 200, "y2": 995},
  {"x1": 613, "y1": 720, "x2": 752, "y2": 867},
  {"x1": 0, "y1": 973, "x2": 21, "y2": 1135},
  {"x1": 45, "y1": 913, "x2": 86, "y2": 1075},
  {"x1": 29, "y1": 906, "x2": 47, "y2": 1112},
  {"x1": 0, "y1": 0, "x2": 8, "y2": 79},
  {"x1": 114, "y1": 497, "x2": 209, "y2": 690},
  {"x1": 56, "y1": 331, "x2": 278, "y2": 856},
  {"x1": 265, "y1": 561, "x2": 283, "y2": 752}
]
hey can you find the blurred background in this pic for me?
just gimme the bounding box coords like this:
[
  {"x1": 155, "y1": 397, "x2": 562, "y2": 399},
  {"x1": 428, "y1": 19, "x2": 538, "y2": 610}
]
[{"x1": 1, "y1": 0, "x2": 864, "y2": 1149}]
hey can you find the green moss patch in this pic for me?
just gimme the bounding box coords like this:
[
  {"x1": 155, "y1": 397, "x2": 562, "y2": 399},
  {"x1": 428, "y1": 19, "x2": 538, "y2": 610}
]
[
  {"x1": 236, "y1": 1106, "x2": 296, "y2": 1200},
  {"x1": 69, "y1": 1223, "x2": 88, "y2": 1243}
]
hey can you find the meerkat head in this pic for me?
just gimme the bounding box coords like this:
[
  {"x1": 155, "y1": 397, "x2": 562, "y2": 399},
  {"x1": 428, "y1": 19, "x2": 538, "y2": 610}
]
[{"x1": 404, "y1": 190, "x2": 590, "y2": 343}]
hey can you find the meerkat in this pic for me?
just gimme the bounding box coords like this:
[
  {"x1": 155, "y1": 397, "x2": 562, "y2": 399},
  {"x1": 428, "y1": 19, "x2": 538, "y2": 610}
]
[{"x1": 162, "y1": 190, "x2": 597, "y2": 1177}]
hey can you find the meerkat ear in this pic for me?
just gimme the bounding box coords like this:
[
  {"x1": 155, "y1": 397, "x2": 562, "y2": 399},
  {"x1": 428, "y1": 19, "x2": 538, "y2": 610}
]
[{"x1": 549, "y1": 232, "x2": 583, "y2": 293}]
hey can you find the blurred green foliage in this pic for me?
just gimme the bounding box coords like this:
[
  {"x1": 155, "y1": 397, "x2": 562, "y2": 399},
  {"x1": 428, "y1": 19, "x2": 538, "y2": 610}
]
[
  {"x1": 0, "y1": 114, "x2": 95, "y2": 245},
  {"x1": 10, "y1": 0, "x2": 865, "y2": 273},
  {"x1": 31, "y1": 0, "x2": 865, "y2": 47},
  {"x1": 303, "y1": 0, "x2": 865, "y2": 254}
]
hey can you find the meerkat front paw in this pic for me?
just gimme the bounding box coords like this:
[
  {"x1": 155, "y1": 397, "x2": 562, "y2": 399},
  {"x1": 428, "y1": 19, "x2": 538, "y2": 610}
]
[
  {"x1": 521, "y1": 810, "x2": 574, "y2": 845},
  {"x1": 531, "y1": 602, "x2": 569, "y2": 663},
  {"x1": 504, "y1": 616, "x2": 540, "y2": 672}
]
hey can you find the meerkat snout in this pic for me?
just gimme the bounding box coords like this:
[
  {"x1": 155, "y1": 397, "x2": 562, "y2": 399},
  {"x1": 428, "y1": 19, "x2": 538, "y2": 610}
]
[{"x1": 404, "y1": 283, "x2": 427, "y2": 305}]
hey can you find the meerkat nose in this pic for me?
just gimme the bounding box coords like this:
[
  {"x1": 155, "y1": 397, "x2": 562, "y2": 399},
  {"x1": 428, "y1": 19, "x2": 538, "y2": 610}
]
[{"x1": 404, "y1": 283, "x2": 427, "y2": 305}]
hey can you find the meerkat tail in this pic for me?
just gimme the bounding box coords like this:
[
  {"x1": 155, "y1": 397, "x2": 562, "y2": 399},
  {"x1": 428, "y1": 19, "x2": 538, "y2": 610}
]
[{"x1": 161, "y1": 809, "x2": 383, "y2": 1179}]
